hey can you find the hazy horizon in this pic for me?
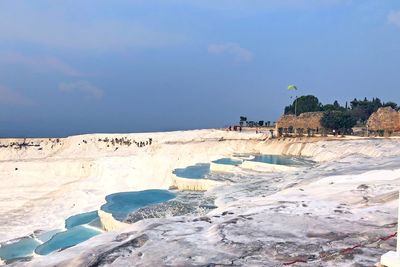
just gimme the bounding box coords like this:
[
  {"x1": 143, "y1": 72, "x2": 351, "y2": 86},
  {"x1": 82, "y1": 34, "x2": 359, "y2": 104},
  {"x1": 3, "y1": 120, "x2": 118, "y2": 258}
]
[{"x1": 1, "y1": 0, "x2": 400, "y2": 137}]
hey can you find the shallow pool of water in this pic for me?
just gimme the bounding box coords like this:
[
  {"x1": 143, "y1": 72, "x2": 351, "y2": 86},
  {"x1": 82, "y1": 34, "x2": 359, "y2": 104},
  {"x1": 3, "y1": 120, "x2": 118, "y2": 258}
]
[
  {"x1": 250, "y1": 155, "x2": 298, "y2": 165},
  {"x1": 0, "y1": 238, "x2": 41, "y2": 261},
  {"x1": 65, "y1": 210, "x2": 99, "y2": 229},
  {"x1": 36, "y1": 230, "x2": 62, "y2": 243},
  {"x1": 101, "y1": 189, "x2": 176, "y2": 221},
  {"x1": 212, "y1": 158, "x2": 242, "y2": 166},
  {"x1": 35, "y1": 225, "x2": 101, "y2": 255},
  {"x1": 242, "y1": 154, "x2": 313, "y2": 166},
  {"x1": 173, "y1": 163, "x2": 210, "y2": 179},
  {"x1": 2, "y1": 190, "x2": 176, "y2": 262}
]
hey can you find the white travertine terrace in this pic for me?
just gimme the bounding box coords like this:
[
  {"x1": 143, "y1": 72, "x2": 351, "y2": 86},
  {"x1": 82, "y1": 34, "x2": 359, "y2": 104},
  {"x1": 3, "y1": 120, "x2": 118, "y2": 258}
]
[
  {"x1": 239, "y1": 160, "x2": 297, "y2": 172},
  {"x1": 2, "y1": 130, "x2": 400, "y2": 266},
  {"x1": 97, "y1": 210, "x2": 128, "y2": 232},
  {"x1": 171, "y1": 175, "x2": 221, "y2": 191},
  {"x1": 0, "y1": 129, "x2": 262, "y2": 242},
  {"x1": 209, "y1": 162, "x2": 239, "y2": 173}
]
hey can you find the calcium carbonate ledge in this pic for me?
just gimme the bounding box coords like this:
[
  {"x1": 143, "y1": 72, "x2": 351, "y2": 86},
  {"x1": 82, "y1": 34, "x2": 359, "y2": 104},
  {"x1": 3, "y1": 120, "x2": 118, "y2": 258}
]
[
  {"x1": 171, "y1": 175, "x2": 222, "y2": 191},
  {"x1": 239, "y1": 161, "x2": 297, "y2": 172},
  {"x1": 98, "y1": 210, "x2": 129, "y2": 232},
  {"x1": 209, "y1": 162, "x2": 240, "y2": 173}
]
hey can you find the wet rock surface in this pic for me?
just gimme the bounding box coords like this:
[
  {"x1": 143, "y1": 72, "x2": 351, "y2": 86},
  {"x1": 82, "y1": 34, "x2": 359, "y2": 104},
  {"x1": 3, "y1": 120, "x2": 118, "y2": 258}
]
[{"x1": 125, "y1": 191, "x2": 216, "y2": 224}]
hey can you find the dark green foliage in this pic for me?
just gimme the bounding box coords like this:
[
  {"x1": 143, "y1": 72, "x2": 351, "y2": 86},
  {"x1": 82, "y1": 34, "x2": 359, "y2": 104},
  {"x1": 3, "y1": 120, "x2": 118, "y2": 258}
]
[
  {"x1": 284, "y1": 95, "x2": 399, "y2": 127},
  {"x1": 258, "y1": 120, "x2": 264, "y2": 126},
  {"x1": 239, "y1": 116, "x2": 247, "y2": 126},
  {"x1": 382, "y1": 101, "x2": 398, "y2": 110},
  {"x1": 322, "y1": 100, "x2": 346, "y2": 112},
  {"x1": 321, "y1": 111, "x2": 357, "y2": 133},
  {"x1": 349, "y1": 97, "x2": 383, "y2": 122},
  {"x1": 247, "y1": 121, "x2": 257, "y2": 127},
  {"x1": 284, "y1": 105, "x2": 292, "y2": 115},
  {"x1": 284, "y1": 95, "x2": 322, "y2": 115}
]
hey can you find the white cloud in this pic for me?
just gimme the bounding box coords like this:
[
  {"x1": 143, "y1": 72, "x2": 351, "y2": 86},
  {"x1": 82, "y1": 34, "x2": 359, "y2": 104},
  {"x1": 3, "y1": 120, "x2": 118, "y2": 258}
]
[
  {"x1": 388, "y1": 10, "x2": 400, "y2": 28},
  {"x1": 0, "y1": 85, "x2": 34, "y2": 106},
  {"x1": 59, "y1": 81, "x2": 103, "y2": 99},
  {"x1": 0, "y1": 52, "x2": 86, "y2": 76},
  {"x1": 208, "y1": 43, "x2": 253, "y2": 62}
]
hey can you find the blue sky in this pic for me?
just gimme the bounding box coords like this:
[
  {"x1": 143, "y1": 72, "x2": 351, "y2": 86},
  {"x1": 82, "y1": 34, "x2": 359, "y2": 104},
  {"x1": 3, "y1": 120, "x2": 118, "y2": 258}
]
[{"x1": 1, "y1": 0, "x2": 400, "y2": 137}]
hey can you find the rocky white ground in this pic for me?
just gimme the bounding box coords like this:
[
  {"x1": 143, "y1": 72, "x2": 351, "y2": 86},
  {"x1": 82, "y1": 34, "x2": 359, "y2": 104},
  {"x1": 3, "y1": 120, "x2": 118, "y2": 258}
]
[
  {"x1": 1, "y1": 130, "x2": 400, "y2": 266},
  {"x1": 0, "y1": 130, "x2": 261, "y2": 243}
]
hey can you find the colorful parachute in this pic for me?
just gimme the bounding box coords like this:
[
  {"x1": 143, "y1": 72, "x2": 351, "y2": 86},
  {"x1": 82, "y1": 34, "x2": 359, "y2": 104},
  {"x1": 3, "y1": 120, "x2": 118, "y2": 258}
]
[{"x1": 287, "y1": 85, "x2": 297, "y2": 91}]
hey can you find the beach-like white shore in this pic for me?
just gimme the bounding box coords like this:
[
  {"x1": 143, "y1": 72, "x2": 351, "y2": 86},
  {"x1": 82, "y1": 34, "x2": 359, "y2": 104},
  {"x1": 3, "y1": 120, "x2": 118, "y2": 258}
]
[{"x1": 1, "y1": 129, "x2": 400, "y2": 266}]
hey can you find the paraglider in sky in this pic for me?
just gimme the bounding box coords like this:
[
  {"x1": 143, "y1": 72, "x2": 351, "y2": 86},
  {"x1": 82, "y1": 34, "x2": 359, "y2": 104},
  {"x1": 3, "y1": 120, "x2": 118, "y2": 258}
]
[{"x1": 287, "y1": 85, "x2": 298, "y2": 91}]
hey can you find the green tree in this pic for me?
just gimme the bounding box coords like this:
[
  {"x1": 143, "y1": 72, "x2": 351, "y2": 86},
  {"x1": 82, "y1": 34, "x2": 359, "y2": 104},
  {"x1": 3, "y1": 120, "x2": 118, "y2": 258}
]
[
  {"x1": 322, "y1": 104, "x2": 337, "y2": 111},
  {"x1": 321, "y1": 111, "x2": 356, "y2": 134},
  {"x1": 247, "y1": 121, "x2": 256, "y2": 127},
  {"x1": 333, "y1": 100, "x2": 340, "y2": 109},
  {"x1": 382, "y1": 101, "x2": 398, "y2": 110},
  {"x1": 284, "y1": 95, "x2": 322, "y2": 115},
  {"x1": 322, "y1": 100, "x2": 345, "y2": 112},
  {"x1": 350, "y1": 97, "x2": 383, "y2": 123},
  {"x1": 239, "y1": 116, "x2": 247, "y2": 126}
]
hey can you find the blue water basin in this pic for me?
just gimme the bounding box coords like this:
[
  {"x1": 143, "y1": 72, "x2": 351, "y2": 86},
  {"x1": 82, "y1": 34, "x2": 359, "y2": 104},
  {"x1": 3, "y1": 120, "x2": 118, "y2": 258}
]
[
  {"x1": 0, "y1": 238, "x2": 41, "y2": 261},
  {"x1": 2, "y1": 190, "x2": 176, "y2": 261},
  {"x1": 101, "y1": 189, "x2": 176, "y2": 221},
  {"x1": 65, "y1": 210, "x2": 99, "y2": 229},
  {"x1": 212, "y1": 158, "x2": 242, "y2": 166},
  {"x1": 35, "y1": 225, "x2": 101, "y2": 255},
  {"x1": 249, "y1": 154, "x2": 309, "y2": 166},
  {"x1": 37, "y1": 230, "x2": 62, "y2": 243},
  {"x1": 173, "y1": 163, "x2": 210, "y2": 179}
]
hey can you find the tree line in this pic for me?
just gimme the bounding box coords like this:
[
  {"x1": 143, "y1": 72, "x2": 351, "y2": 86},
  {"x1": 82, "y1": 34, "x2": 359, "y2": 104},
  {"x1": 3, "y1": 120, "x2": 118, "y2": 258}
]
[
  {"x1": 284, "y1": 95, "x2": 399, "y2": 134},
  {"x1": 239, "y1": 116, "x2": 273, "y2": 127}
]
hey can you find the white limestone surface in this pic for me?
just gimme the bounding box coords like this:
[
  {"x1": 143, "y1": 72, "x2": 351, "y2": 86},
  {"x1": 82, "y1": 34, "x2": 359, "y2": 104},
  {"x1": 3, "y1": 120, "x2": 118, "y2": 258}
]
[
  {"x1": 209, "y1": 162, "x2": 240, "y2": 172},
  {"x1": 98, "y1": 210, "x2": 129, "y2": 232},
  {"x1": 240, "y1": 160, "x2": 297, "y2": 172},
  {"x1": 0, "y1": 129, "x2": 262, "y2": 242},
  {"x1": 2, "y1": 132, "x2": 400, "y2": 266},
  {"x1": 171, "y1": 175, "x2": 222, "y2": 191}
]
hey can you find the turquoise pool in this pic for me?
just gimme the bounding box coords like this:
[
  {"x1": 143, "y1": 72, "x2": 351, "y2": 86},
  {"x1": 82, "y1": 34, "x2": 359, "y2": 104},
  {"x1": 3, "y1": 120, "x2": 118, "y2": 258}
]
[
  {"x1": 100, "y1": 189, "x2": 176, "y2": 221},
  {"x1": 173, "y1": 163, "x2": 210, "y2": 179},
  {"x1": 249, "y1": 155, "x2": 298, "y2": 165},
  {"x1": 212, "y1": 158, "x2": 242, "y2": 166},
  {"x1": 65, "y1": 210, "x2": 99, "y2": 229},
  {"x1": 1, "y1": 190, "x2": 176, "y2": 262},
  {"x1": 35, "y1": 225, "x2": 101, "y2": 255},
  {"x1": 236, "y1": 154, "x2": 313, "y2": 166},
  {"x1": 0, "y1": 238, "x2": 41, "y2": 261},
  {"x1": 37, "y1": 230, "x2": 62, "y2": 243}
]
